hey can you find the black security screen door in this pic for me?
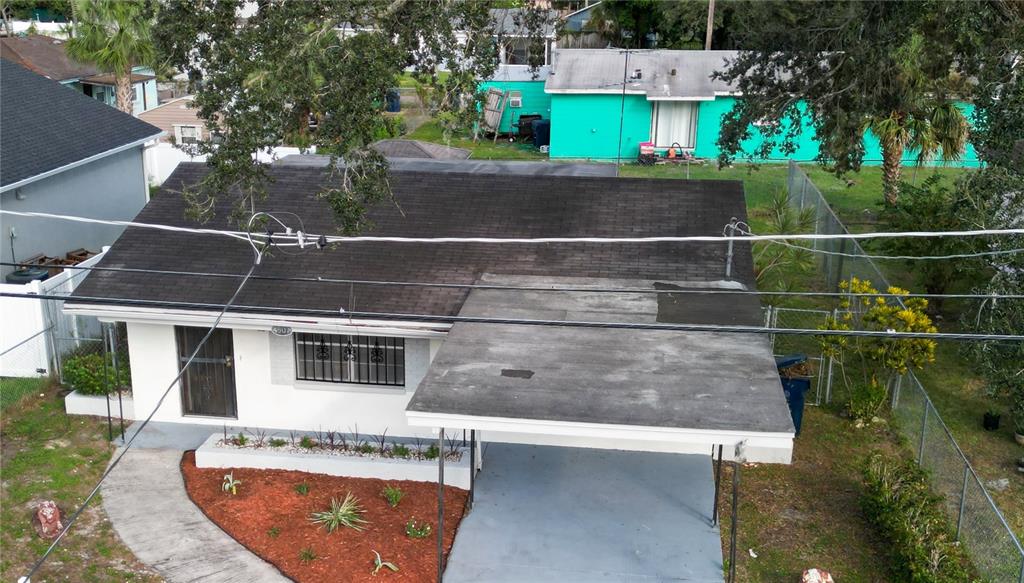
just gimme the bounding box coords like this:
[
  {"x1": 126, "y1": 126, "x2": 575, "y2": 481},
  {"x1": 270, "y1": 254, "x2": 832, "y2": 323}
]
[{"x1": 176, "y1": 326, "x2": 237, "y2": 418}]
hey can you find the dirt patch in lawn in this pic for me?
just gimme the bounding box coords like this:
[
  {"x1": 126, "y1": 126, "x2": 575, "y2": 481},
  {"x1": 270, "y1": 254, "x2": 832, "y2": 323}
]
[{"x1": 180, "y1": 451, "x2": 467, "y2": 582}]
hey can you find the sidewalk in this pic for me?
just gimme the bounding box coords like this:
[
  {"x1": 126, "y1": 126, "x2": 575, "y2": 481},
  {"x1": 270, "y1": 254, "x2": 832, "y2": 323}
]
[{"x1": 101, "y1": 448, "x2": 287, "y2": 582}]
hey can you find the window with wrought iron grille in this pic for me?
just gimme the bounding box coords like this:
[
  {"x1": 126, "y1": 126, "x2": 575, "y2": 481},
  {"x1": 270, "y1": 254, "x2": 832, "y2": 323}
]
[{"x1": 294, "y1": 333, "x2": 405, "y2": 386}]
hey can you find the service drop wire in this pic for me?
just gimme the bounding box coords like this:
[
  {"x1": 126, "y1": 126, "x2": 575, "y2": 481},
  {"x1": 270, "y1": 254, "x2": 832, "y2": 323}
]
[{"x1": 19, "y1": 260, "x2": 261, "y2": 583}]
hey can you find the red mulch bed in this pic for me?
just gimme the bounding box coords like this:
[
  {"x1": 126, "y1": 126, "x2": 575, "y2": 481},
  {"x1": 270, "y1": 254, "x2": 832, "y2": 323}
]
[{"x1": 180, "y1": 451, "x2": 468, "y2": 582}]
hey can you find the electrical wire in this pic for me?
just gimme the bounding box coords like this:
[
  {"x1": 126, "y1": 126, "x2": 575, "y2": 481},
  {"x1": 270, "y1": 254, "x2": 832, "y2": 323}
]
[
  {"x1": 2, "y1": 290, "x2": 1022, "y2": 341},
  {"x1": 0, "y1": 210, "x2": 265, "y2": 244},
  {"x1": 4, "y1": 209, "x2": 1024, "y2": 246},
  {"x1": 739, "y1": 228, "x2": 1024, "y2": 261},
  {"x1": 19, "y1": 261, "x2": 261, "y2": 583},
  {"x1": 3, "y1": 261, "x2": 1023, "y2": 301}
]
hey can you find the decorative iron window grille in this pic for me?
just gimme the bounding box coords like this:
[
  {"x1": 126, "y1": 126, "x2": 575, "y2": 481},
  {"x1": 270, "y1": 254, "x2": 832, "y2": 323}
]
[{"x1": 294, "y1": 333, "x2": 405, "y2": 386}]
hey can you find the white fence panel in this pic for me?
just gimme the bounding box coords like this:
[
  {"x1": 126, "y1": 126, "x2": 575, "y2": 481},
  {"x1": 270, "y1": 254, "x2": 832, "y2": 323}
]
[
  {"x1": 0, "y1": 250, "x2": 106, "y2": 378},
  {"x1": 0, "y1": 280, "x2": 50, "y2": 377},
  {"x1": 144, "y1": 143, "x2": 315, "y2": 186}
]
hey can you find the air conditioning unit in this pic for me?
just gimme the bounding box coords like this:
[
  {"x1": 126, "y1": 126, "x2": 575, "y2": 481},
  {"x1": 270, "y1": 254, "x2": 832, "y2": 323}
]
[{"x1": 508, "y1": 91, "x2": 523, "y2": 108}]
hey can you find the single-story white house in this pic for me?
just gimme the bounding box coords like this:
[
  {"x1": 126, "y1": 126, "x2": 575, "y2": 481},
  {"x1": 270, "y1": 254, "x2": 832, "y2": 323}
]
[
  {"x1": 65, "y1": 160, "x2": 795, "y2": 464},
  {"x1": 65, "y1": 158, "x2": 796, "y2": 581}
]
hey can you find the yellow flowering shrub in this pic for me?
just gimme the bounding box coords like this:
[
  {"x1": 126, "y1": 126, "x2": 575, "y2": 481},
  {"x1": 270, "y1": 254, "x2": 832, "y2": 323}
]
[{"x1": 818, "y1": 278, "x2": 938, "y2": 419}]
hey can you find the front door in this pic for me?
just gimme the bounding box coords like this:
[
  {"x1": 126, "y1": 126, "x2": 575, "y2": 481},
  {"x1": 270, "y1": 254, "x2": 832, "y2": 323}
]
[{"x1": 176, "y1": 326, "x2": 237, "y2": 418}]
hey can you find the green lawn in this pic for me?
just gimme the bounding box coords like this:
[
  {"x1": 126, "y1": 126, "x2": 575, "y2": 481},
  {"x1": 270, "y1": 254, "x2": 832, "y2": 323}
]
[
  {"x1": 0, "y1": 386, "x2": 160, "y2": 583},
  {"x1": 0, "y1": 376, "x2": 50, "y2": 410},
  {"x1": 718, "y1": 405, "x2": 905, "y2": 582},
  {"x1": 405, "y1": 120, "x2": 546, "y2": 160}
]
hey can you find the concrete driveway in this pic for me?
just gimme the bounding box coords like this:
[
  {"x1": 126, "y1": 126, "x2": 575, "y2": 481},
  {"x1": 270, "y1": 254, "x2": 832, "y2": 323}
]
[{"x1": 443, "y1": 444, "x2": 724, "y2": 583}]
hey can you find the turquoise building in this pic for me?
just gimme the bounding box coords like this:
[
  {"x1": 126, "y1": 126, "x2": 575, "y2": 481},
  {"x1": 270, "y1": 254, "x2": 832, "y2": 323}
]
[
  {"x1": 537, "y1": 49, "x2": 980, "y2": 166},
  {"x1": 479, "y1": 66, "x2": 553, "y2": 135}
]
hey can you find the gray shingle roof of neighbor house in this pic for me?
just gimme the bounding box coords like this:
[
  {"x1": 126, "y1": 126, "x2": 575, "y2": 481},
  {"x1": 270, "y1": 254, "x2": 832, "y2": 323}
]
[
  {"x1": 371, "y1": 139, "x2": 471, "y2": 160},
  {"x1": 545, "y1": 49, "x2": 741, "y2": 100},
  {"x1": 70, "y1": 162, "x2": 759, "y2": 323},
  {"x1": 0, "y1": 60, "x2": 163, "y2": 190}
]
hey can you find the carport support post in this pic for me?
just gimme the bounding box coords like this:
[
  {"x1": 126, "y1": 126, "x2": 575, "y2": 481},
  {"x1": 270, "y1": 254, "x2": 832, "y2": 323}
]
[
  {"x1": 711, "y1": 444, "x2": 723, "y2": 525},
  {"x1": 437, "y1": 427, "x2": 445, "y2": 583},
  {"x1": 469, "y1": 429, "x2": 476, "y2": 510}
]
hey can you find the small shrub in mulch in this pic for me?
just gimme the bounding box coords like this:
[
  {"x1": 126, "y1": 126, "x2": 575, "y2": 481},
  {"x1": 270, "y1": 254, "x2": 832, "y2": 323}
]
[{"x1": 180, "y1": 452, "x2": 467, "y2": 582}]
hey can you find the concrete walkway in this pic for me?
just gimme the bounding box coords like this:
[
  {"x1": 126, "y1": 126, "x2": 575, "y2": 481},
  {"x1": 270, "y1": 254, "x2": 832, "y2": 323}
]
[
  {"x1": 443, "y1": 444, "x2": 724, "y2": 583},
  {"x1": 102, "y1": 448, "x2": 288, "y2": 582}
]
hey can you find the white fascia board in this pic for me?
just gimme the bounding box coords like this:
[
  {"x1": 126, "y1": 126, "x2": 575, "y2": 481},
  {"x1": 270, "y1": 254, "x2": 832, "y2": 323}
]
[
  {"x1": 543, "y1": 88, "x2": 649, "y2": 95},
  {"x1": 714, "y1": 91, "x2": 743, "y2": 97},
  {"x1": 0, "y1": 132, "x2": 165, "y2": 193},
  {"x1": 646, "y1": 96, "x2": 716, "y2": 102},
  {"x1": 405, "y1": 410, "x2": 794, "y2": 458},
  {"x1": 62, "y1": 303, "x2": 451, "y2": 338}
]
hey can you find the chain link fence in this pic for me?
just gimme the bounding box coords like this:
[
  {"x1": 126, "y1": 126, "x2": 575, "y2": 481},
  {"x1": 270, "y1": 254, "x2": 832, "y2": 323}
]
[
  {"x1": 764, "y1": 305, "x2": 833, "y2": 406},
  {"x1": 788, "y1": 161, "x2": 1024, "y2": 582},
  {"x1": 0, "y1": 328, "x2": 53, "y2": 409}
]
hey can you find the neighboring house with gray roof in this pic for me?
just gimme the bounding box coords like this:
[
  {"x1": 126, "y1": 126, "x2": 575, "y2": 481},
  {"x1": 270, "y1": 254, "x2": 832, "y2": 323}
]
[
  {"x1": 0, "y1": 33, "x2": 159, "y2": 115},
  {"x1": 539, "y1": 48, "x2": 982, "y2": 166},
  {"x1": 0, "y1": 60, "x2": 162, "y2": 279}
]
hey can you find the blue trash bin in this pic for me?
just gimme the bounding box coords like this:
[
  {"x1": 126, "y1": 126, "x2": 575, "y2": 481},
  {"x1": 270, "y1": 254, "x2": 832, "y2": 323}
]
[
  {"x1": 531, "y1": 119, "x2": 550, "y2": 148},
  {"x1": 776, "y1": 354, "x2": 811, "y2": 435},
  {"x1": 385, "y1": 89, "x2": 401, "y2": 113}
]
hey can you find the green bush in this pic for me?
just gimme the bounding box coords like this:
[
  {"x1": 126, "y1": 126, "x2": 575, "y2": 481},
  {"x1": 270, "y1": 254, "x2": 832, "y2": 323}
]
[
  {"x1": 848, "y1": 378, "x2": 889, "y2": 422},
  {"x1": 861, "y1": 454, "x2": 977, "y2": 583},
  {"x1": 62, "y1": 352, "x2": 130, "y2": 396}
]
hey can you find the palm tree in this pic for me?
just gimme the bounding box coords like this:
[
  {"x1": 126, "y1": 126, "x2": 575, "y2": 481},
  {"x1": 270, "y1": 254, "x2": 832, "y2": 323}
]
[
  {"x1": 865, "y1": 102, "x2": 969, "y2": 206},
  {"x1": 66, "y1": 0, "x2": 155, "y2": 115}
]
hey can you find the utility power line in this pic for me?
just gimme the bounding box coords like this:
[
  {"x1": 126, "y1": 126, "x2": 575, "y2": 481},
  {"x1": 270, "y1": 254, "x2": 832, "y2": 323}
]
[
  {"x1": 3, "y1": 290, "x2": 1022, "y2": 341},
  {"x1": 3, "y1": 261, "x2": 1023, "y2": 301},
  {"x1": 4, "y1": 209, "x2": 1024, "y2": 246}
]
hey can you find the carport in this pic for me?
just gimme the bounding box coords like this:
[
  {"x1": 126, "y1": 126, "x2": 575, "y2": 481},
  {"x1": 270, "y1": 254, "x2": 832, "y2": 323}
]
[{"x1": 406, "y1": 276, "x2": 796, "y2": 583}]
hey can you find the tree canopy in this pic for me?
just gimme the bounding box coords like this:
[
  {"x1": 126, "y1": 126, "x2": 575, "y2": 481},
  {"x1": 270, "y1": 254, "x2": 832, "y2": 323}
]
[
  {"x1": 154, "y1": 0, "x2": 543, "y2": 232},
  {"x1": 713, "y1": 0, "x2": 1022, "y2": 203},
  {"x1": 66, "y1": 0, "x2": 156, "y2": 114}
]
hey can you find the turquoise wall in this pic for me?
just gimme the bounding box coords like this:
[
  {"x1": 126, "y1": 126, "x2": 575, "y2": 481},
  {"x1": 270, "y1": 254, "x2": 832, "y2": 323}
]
[
  {"x1": 479, "y1": 80, "x2": 551, "y2": 134},
  {"x1": 550, "y1": 93, "x2": 981, "y2": 167},
  {"x1": 549, "y1": 94, "x2": 652, "y2": 160},
  {"x1": 694, "y1": 97, "x2": 980, "y2": 167}
]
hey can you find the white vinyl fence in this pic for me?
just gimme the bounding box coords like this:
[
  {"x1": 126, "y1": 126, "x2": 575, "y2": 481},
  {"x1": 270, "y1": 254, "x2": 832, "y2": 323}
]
[
  {"x1": 144, "y1": 142, "x2": 314, "y2": 186},
  {"x1": 0, "y1": 250, "x2": 105, "y2": 378}
]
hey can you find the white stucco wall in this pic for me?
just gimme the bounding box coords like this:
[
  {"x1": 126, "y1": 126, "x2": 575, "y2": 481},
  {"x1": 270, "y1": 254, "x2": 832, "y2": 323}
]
[{"x1": 125, "y1": 322, "x2": 441, "y2": 439}]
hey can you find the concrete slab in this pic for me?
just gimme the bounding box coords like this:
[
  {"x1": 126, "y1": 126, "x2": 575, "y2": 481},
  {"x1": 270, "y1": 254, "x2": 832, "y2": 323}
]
[{"x1": 444, "y1": 443, "x2": 723, "y2": 583}]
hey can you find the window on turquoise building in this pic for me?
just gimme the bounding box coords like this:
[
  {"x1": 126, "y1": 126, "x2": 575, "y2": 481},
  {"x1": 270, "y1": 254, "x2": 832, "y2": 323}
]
[{"x1": 652, "y1": 101, "x2": 698, "y2": 150}]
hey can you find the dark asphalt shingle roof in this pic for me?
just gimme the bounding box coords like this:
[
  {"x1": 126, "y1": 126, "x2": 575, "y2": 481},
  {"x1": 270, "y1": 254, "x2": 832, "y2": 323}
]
[
  {"x1": 0, "y1": 60, "x2": 162, "y2": 188},
  {"x1": 71, "y1": 163, "x2": 757, "y2": 320}
]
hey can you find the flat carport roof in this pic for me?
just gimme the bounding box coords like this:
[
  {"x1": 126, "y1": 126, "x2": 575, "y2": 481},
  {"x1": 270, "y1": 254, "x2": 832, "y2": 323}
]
[{"x1": 406, "y1": 275, "x2": 795, "y2": 463}]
